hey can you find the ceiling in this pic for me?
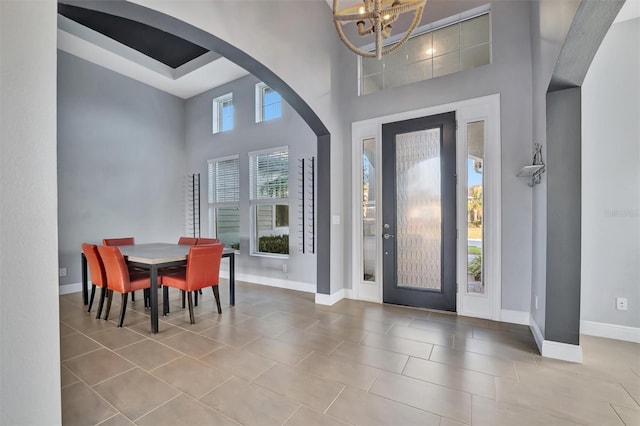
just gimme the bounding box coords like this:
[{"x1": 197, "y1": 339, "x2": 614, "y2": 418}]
[{"x1": 58, "y1": 0, "x2": 638, "y2": 100}]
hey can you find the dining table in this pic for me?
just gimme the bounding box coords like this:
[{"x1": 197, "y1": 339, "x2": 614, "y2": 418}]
[{"x1": 81, "y1": 242, "x2": 235, "y2": 333}]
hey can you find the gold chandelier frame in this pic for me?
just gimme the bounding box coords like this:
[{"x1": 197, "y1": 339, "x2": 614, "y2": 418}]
[{"x1": 333, "y1": 0, "x2": 426, "y2": 59}]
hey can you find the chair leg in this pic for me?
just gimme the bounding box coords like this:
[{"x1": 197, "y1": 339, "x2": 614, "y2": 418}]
[
  {"x1": 131, "y1": 291, "x2": 135, "y2": 303},
  {"x1": 194, "y1": 290, "x2": 198, "y2": 306},
  {"x1": 144, "y1": 288, "x2": 150, "y2": 308},
  {"x1": 212, "y1": 286, "x2": 222, "y2": 314},
  {"x1": 163, "y1": 286, "x2": 170, "y2": 315},
  {"x1": 88, "y1": 284, "x2": 97, "y2": 313},
  {"x1": 187, "y1": 291, "x2": 195, "y2": 325},
  {"x1": 181, "y1": 290, "x2": 186, "y2": 309},
  {"x1": 96, "y1": 287, "x2": 107, "y2": 319},
  {"x1": 103, "y1": 290, "x2": 114, "y2": 321},
  {"x1": 118, "y1": 293, "x2": 128, "y2": 327}
]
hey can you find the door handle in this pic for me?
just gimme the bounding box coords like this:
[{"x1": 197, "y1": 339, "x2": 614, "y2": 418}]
[{"x1": 383, "y1": 233, "x2": 394, "y2": 239}]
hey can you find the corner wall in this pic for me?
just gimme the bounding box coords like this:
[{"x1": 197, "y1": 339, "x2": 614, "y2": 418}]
[{"x1": 0, "y1": 0, "x2": 61, "y2": 423}]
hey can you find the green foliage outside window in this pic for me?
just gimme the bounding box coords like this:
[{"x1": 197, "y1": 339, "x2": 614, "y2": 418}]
[{"x1": 258, "y1": 234, "x2": 289, "y2": 254}]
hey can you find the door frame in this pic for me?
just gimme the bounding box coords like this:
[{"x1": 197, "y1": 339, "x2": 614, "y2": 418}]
[{"x1": 350, "y1": 94, "x2": 502, "y2": 320}]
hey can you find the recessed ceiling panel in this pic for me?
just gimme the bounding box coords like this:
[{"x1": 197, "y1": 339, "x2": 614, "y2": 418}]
[{"x1": 58, "y1": 3, "x2": 209, "y2": 69}]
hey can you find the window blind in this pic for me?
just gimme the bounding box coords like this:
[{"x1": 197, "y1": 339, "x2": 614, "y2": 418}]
[
  {"x1": 208, "y1": 155, "x2": 239, "y2": 205},
  {"x1": 249, "y1": 147, "x2": 289, "y2": 202}
]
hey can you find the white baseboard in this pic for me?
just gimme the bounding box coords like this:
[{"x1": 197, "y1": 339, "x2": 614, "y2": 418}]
[
  {"x1": 529, "y1": 318, "x2": 583, "y2": 363},
  {"x1": 315, "y1": 289, "x2": 345, "y2": 306},
  {"x1": 60, "y1": 282, "x2": 82, "y2": 295},
  {"x1": 501, "y1": 309, "x2": 531, "y2": 325},
  {"x1": 581, "y1": 320, "x2": 640, "y2": 343}
]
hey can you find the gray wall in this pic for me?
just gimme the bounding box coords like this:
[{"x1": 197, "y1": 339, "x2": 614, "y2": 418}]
[
  {"x1": 57, "y1": 51, "x2": 187, "y2": 286},
  {"x1": 582, "y1": 18, "x2": 640, "y2": 329},
  {"x1": 1, "y1": 1, "x2": 61, "y2": 423},
  {"x1": 185, "y1": 74, "x2": 317, "y2": 285},
  {"x1": 338, "y1": 0, "x2": 535, "y2": 312},
  {"x1": 545, "y1": 87, "x2": 582, "y2": 345}
]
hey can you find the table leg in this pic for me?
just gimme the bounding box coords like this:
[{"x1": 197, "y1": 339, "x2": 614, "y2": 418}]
[
  {"x1": 229, "y1": 252, "x2": 235, "y2": 306},
  {"x1": 81, "y1": 253, "x2": 88, "y2": 305},
  {"x1": 150, "y1": 265, "x2": 159, "y2": 333}
]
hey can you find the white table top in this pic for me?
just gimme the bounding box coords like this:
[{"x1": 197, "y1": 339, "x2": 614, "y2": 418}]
[{"x1": 119, "y1": 242, "x2": 232, "y2": 265}]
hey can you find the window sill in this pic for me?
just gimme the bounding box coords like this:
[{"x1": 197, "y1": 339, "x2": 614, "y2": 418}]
[{"x1": 249, "y1": 252, "x2": 289, "y2": 260}]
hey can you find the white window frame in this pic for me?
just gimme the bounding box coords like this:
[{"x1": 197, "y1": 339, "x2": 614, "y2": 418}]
[
  {"x1": 208, "y1": 155, "x2": 240, "y2": 250},
  {"x1": 212, "y1": 93, "x2": 233, "y2": 134},
  {"x1": 255, "y1": 82, "x2": 282, "y2": 123},
  {"x1": 249, "y1": 146, "x2": 289, "y2": 257}
]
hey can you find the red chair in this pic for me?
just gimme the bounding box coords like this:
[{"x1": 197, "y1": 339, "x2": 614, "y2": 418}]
[
  {"x1": 97, "y1": 246, "x2": 151, "y2": 327},
  {"x1": 161, "y1": 244, "x2": 224, "y2": 324},
  {"x1": 195, "y1": 238, "x2": 219, "y2": 245},
  {"x1": 102, "y1": 237, "x2": 135, "y2": 246},
  {"x1": 178, "y1": 237, "x2": 199, "y2": 245},
  {"x1": 81, "y1": 243, "x2": 108, "y2": 319}
]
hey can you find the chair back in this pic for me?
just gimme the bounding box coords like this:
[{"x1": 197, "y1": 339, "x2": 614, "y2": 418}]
[
  {"x1": 97, "y1": 245, "x2": 131, "y2": 293},
  {"x1": 186, "y1": 244, "x2": 224, "y2": 292},
  {"x1": 178, "y1": 237, "x2": 199, "y2": 245},
  {"x1": 195, "y1": 238, "x2": 220, "y2": 245},
  {"x1": 81, "y1": 243, "x2": 107, "y2": 288},
  {"x1": 103, "y1": 237, "x2": 135, "y2": 246}
]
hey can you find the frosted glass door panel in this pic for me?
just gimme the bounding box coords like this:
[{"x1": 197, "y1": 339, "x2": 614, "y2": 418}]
[
  {"x1": 395, "y1": 129, "x2": 442, "y2": 290},
  {"x1": 362, "y1": 138, "x2": 377, "y2": 281}
]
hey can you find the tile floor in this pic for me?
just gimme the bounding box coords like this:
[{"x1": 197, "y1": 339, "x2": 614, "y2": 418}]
[{"x1": 60, "y1": 281, "x2": 640, "y2": 425}]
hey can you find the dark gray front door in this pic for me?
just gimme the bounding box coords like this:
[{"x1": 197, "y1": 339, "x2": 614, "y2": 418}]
[{"x1": 382, "y1": 112, "x2": 457, "y2": 311}]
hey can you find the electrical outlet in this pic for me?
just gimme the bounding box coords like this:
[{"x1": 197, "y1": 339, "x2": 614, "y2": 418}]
[
  {"x1": 59, "y1": 268, "x2": 67, "y2": 277},
  {"x1": 535, "y1": 295, "x2": 538, "y2": 310},
  {"x1": 616, "y1": 297, "x2": 628, "y2": 311}
]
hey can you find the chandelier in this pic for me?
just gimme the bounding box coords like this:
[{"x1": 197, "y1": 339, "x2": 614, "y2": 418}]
[{"x1": 333, "y1": 0, "x2": 427, "y2": 60}]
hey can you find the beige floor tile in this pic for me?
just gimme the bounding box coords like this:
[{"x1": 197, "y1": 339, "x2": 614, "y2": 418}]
[
  {"x1": 61, "y1": 364, "x2": 80, "y2": 388},
  {"x1": 64, "y1": 348, "x2": 135, "y2": 386},
  {"x1": 136, "y1": 394, "x2": 236, "y2": 425},
  {"x1": 94, "y1": 368, "x2": 180, "y2": 421},
  {"x1": 125, "y1": 318, "x2": 184, "y2": 341},
  {"x1": 326, "y1": 385, "x2": 440, "y2": 426},
  {"x1": 622, "y1": 380, "x2": 640, "y2": 406},
  {"x1": 87, "y1": 327, "x2": 146, "y2": 350},
  {"x1": 296, "y1": 352, "x2": 380, "y2": 390},
  {"x1": 515, "y1": 361, "x2": 638, "y2": 407},
  {"x1": 285, "y1": 407, "x2": 350, "y2": 426},
  {"x1": 331, "y1": 340, "x2": 409, "y2": 374},
  {"x1": 200, "y1": 376, "x2": 299, "y2": 426},
  {"x1": 612, "y1": 403, "x2": 640, "y2": 426},
  {"x1": 116, "y1": 339, "x2": 182, "y2": 371},
  {"x1": 200, "y1": 346, "x2": 276, "y2": 381},
  {"x1": 60, "y1": 333, "x2": 101, "y2": 361},
  {"x1": 388, "y1": 324, "x2": 455, "y2": 347},
  {"x1": 199, "y1": 324, "x2": 261, "y2": 348},
  {"x1": 232, "y1": 316, "x2": 297, "y2": 338},
  {"x1": 244, "y1": 336, "x2": 313, "y2": 366},
  {"x1": 151, "y1": 356, "x2": 231, "y2": 399},
  {"x1": 429, "y1": 345, "x2": 517, "y2": 379},
  {"x1": 369, "y1": 370, "x2": 472, "y2": 424},
  {"x1": 265, "y1": 311, "x2": 321, "y2": 329},
  {"x1": 471, "y1": 395, "x2": 580, "y2": 426},
  {"x1": 164, "y1": 314, "x2": 220, "y2": 332},
  {"x1": 305, "y1": 321, "x2": 369, "y2": 343},
  {"x1": 277, "y1": 329, "x2": 344, "y2": 354},
  {"x1": 428, "y1": 311, "x2": 490, "y2": 328},
  {"x1": 409, "y1": 317, "x2": 474, "y2": 338},
  {"x1": 253, "y1": 364, "x2": 344, "y2": 412},
  {"x1": 96, "y1": 413, "x2": 136, "y2": 425},
  {"x1": 332, "y1": 315, "x2": 393, "y2": 334},
  {"x1": 403, "y1": 357, "x2": 496, "y2": 399},
  {"x1": 62, "y1": 382, "x2": 117, "y2": 426},
  {"x1": 362, "y1": 332, "x2": 434, "y2": 359},
  {"x1": 454, "y1": 336, "x2": 537, "y2": 364},
  {"x1": 161, "y1": 330, "x2": 225, "y2": 358},
  {"x1": 495, "y1": 375, "x2": 624, "y2": 426},
  {"x1": 63, "y1": 314, "x2": 121, "y2": 335},
  {"x1": 439, "y1": 418, "x2": 467, "y2": 426},
  {"x1": 59, "y1": 322, "x2": 77, "y2": 338}
]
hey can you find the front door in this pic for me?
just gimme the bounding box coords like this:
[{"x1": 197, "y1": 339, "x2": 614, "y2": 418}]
[{"x1": 382, "y1": 112, "x2": 457, "y2": 311}]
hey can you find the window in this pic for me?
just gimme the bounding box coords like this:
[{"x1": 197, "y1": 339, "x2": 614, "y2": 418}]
[
  {"x1": 360, "y1": 12, "x2": 491, "y2": 95},
  {"x1": 249, "y1": 147, "x2": 289, "y2": 255},
  {"x1": 212, "y1": 93, "x2": 233, "y2": 133},
  {"x1": 208, "y1": 155, "x2": 240, "y2": 249},
  {"x1": 255, "y1": 82, "x2": 282, "y2": 122}
]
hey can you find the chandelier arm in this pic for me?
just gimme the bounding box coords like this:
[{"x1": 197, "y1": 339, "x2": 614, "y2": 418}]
[
  {"x1": 333, "y1": 18, "x2": 379, "y2": 58},
  {"x1": 375, "y1": 0, "x2": 383, "y2": 59},
  {"x1": 379, "y1": 6, "x2": 424, "y2": 57},
  {"x1": 334, "y1": 0, "x2": 425, "y2": 22}
]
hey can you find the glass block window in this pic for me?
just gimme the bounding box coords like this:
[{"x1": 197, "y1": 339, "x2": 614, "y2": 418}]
[{"x1": 360, "y1": 13, "x2": 491, "y2": 95}]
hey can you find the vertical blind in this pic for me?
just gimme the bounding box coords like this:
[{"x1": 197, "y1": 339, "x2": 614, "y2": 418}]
[
  {"x1": 249, "y1": 147, "x2": 289, "y2": 202},
  {"x1": 208, "y1": 155, "x2": 240, "y2": 205}
]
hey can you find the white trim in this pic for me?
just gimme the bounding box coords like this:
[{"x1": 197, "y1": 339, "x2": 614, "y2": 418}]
[
  {"x1": 580, "y1": 320, "x2": 640, "y2": 343},
  {"x1": 501, "y1": 309, "x2": 531, "y2": 326},
  {"x1": 315, "y1": 289, "x2": 346, "y2": 305},
  {"x1": 59, "y1": 282, "x2": 83, "y2": 295},
  {"x1": 530, "y1": 318, "x2": 545, "y2": 353},
  {"x1": 212, "y1": 92, "x2": 233, "y2": 134},
  {"x1": 541, "y1": 340, "x2": 583, "y2": 363}
]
